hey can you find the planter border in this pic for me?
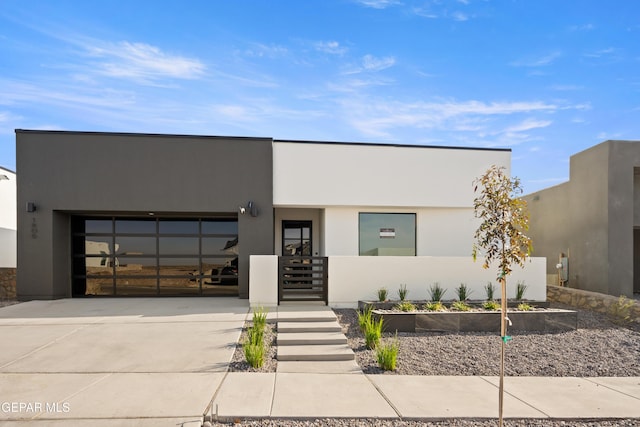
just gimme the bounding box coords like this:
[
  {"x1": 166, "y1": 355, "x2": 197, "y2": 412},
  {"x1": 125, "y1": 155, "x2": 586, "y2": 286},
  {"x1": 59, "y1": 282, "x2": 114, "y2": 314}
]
[{"x1": 359, "y1": 301, "x2": 576, "y2": 333}]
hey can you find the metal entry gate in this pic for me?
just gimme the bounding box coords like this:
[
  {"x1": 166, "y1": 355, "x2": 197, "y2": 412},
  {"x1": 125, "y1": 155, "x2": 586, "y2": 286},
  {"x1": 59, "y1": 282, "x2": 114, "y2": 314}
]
[{"x1": 278, "y1": 256, "x2": 328, "y2": 304}]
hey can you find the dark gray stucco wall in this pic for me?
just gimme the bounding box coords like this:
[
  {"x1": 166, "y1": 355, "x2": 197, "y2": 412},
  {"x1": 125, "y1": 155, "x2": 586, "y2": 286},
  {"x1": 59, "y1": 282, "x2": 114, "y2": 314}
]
[
  {"x1": 16, "y1": 130, "x2": 274, "y2": 299},
  {"x1": 525, "y1": 140, "x2": 640, "y2": 298}
]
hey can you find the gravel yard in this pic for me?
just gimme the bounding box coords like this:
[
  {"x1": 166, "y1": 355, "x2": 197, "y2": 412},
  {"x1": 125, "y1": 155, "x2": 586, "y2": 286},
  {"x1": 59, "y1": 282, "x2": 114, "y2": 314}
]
[
  {"x1": 334, "y1": 304, "x2": 640, "y2": 377},
  {"x1": 229, "y1": 304, "x2": 640, "y2": 377},
  {"x1": 221, "y1": 304, "x2": 640, "y2": 426}
]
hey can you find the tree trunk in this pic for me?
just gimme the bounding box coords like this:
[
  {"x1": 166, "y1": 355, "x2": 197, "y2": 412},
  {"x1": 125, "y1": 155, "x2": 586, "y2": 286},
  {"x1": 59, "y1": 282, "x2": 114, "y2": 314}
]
[{"x1": 498, "y1": 276, "x2": 507, "y2": 427}]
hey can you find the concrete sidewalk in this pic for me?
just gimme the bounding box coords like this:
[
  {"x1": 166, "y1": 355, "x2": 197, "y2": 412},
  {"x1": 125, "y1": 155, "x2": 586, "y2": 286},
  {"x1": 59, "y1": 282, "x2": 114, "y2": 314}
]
[
  {"x1": 0, "y1": 298, "x2": 249, "y2": 426},
  {"x1": 211, "y1": 373, "x2": 640, "y2": 421}
]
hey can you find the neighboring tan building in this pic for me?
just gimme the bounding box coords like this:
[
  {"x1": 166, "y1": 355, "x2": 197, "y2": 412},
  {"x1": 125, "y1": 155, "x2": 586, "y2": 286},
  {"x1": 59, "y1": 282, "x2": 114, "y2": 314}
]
[
  {"x1": 524, "y1": 140, "x2": 640, "y2": 298},
  {"x1": 16, "y1": 130, "x2": 546, "y2": 305}
]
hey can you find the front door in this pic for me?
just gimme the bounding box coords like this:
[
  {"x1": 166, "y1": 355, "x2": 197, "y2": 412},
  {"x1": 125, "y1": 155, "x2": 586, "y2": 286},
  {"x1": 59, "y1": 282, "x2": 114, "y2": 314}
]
[{"x1": 282, "y1": 220, "x2": 312, "y2": 256}]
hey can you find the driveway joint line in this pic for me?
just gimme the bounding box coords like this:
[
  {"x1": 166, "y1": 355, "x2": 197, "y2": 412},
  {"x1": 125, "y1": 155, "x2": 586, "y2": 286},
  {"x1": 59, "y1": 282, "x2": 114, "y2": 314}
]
[
  {"x1": 479, "y1": 376, "x2": 551, "y2": 418},
  {"x1": 582, "y1": 377, "x2": 640, "y2": 401},
  {"x1": 364, "y1": 374, "x2": 402, "y2": 419}
]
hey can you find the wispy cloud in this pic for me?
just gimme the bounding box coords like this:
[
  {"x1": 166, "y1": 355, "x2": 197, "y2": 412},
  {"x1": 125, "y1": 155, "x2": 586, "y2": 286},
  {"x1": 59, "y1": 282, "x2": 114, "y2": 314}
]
[
  {"x1": 343, "y1": 54, "x2": 396, "y2": 74},
  {"x1": 353, "y1": 0, "x2": 401, "y2": 9},
  {"x1": 86, "y1": 41, "x2": 206, "y2": 83},
  {"x1": 362, "y1": 54, "x2": 396, "y2": 71},
  {"x1": 338, "y1": 97, "x2": 563, "y2": 139},
  {"x1": 510, "y1": 51, "x2": 562, "y2": 67},
  {"x1": 582, "y1": 47, "x2": 623, "y2": 64},
  {"x1": 549, "y1": 84, "x2": 584, "y2": 91},
  {"x1": 314, "y1": 40, "x2": 348, "y2": 55},
  {"x1": 451, "y1": 11, "x2": 469, "y2": 21},
  {"x1": 569, "y1": 23, "x2": 595, "y2": 31},
  {"x1": 503, "y1": 118, "x2": 552, "y2": 133},
  {"x1": 243, "y1": 42, "x2": 288, "y2": 59}
]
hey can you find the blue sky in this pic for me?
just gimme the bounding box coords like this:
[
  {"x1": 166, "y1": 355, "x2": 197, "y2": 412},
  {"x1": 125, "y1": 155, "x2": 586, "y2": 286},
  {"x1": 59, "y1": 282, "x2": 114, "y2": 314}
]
[{"x1": 1, "y1": 0, "x2": 639, "y2": 193}]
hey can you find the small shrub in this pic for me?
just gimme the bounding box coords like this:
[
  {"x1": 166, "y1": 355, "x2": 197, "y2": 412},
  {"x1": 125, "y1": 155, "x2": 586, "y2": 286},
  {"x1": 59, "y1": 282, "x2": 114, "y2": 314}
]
[
  {"x1": 517, "y1": 303, "x2": 533, "y2": 311},
  {"x1": 364, "y1": 316, "x2": 384, "y2": 349},
  {"x1": 424, "y1": 301, "x2": 446, "y2": 312},
  {"x1": 608, "y1": 295, "x2": 635, "y2": 325},
  {"x1": 516, "y1": 281, "x2": 528, "y2": 300},
  {"x1": 376, "y1": 335, "x2": 400, "y2": 371},
  {"x1": 246, "y1": 325, "x2": 264, "y2": 345},
  {"x1": 429, "y1": 283, "x2": 447, "y2": 302},
  {"x1": 243, "y1": 341, "x2": 265, "y2": 368},
  {"x1": 398, "y1": 284, "x2": 409, "y2": 301},
  {"x1": 484, "y1": 282, "x2": 495, "y2": 301},
  {"x1": 395, "y1": 301, "x2": 417, "y2": 312},
  {"x1": 455, "y1": 283, "x2": 472, "y2": 301},
  {"x1": 252, "y1": 306, "x2": 268, "y2": 329},
  {"x1": 377, "y1": 287, "x2": 388, "y2": 302},
  {"x1": 357, "y1": 307, "x2": 373, "y2": 333},
  {"x1": 483, "y1": 300, "x2": 500, "y2": 311},
  {"x1": 451, "y1": 301, "x2": 472, "y2": 311}
]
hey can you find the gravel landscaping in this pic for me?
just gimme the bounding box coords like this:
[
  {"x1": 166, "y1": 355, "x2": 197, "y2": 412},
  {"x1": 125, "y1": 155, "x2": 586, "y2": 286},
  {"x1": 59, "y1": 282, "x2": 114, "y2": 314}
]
[
  {"x1": 229, "y1": 303, "x2": 640, "y2": 376},
  {"x1": 223, "y1": 304, "x2": 640, "y2": 425},
  {"x1": 209, "y1": 419, "x2": 640, "y2": 427},
  {"x1": 335, "y1": 304, "x2": 640, "y2": 377}
]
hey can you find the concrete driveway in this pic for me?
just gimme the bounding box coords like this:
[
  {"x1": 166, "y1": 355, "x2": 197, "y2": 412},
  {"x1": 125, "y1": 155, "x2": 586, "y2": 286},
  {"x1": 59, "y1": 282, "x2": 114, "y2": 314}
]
[{"x1": 0, "y1": 298, "x2": 249, "y2": 426}]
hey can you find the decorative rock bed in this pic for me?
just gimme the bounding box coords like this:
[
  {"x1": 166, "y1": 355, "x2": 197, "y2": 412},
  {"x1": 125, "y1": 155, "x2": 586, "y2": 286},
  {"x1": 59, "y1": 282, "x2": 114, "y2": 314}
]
[{"x1": 358, "y1": 301, "x2": 577, "y2": 333}]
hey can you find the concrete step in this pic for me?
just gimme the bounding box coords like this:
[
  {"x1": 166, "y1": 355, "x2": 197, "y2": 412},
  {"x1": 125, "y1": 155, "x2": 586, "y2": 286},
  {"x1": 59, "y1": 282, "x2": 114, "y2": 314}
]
[
  {"x1": 277, "y1": 321, "x2": 342, "y2": 333},
  {"x1": 277, "y1": 344, "x2": 355, "y2": 361},
  {"x1": 277, "y1": 331, "x2": 347, "y2": 346},
  {"x1": 276, "y1": 311, "x2": 337, "y2": 323},
  {"x1": 277, "y1": 360, "x2": 362, "y2": 374}
]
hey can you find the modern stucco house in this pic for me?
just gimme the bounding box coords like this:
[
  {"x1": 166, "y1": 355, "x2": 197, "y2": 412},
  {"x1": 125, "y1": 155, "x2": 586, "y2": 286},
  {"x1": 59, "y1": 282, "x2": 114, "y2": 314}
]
[
  {"x1": 16, "y1": 130, "x2": 545, "y2": 305},
  {"x1": 524, "y1": 140, "x2": 640, "y2": 298}
]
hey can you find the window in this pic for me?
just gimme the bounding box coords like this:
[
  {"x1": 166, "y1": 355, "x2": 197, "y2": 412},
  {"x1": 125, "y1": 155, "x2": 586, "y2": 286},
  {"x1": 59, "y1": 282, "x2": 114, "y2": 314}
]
[{"x1": 359, "y1": 213, "x2": 416, "y2": 256}]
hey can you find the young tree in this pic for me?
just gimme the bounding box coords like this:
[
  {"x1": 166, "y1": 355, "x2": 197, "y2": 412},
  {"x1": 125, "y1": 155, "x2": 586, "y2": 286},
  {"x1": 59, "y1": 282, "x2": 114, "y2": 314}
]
[{"x1": 472, "y1": 165, "x2": 532, "y2": 427}]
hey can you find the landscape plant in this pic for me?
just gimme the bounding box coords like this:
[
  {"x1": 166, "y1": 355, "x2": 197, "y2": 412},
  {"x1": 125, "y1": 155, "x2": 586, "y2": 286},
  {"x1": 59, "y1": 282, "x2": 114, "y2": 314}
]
[
  {"x1": 357, "y1": 306, "x2": 373, "y2": 333},
  {"x1": 377, "y1": 287, "x2": 388, "y2": 302},
  {"x1": 376, "y1": 334, "x2": 400, "y2": 371},
  {"x1": 483, "y1": 300, "x2": 500, "y2": 311},
  {"x1": 243, "y1": 306, "x2": 269, "y2": 368},
  {"x1": 395, "y1": 301, "x2": 417, "y2": 312},
  {"x1": 485, "y1": 282, "x2": 496, "y2": 301},
  {"x1": 398, "y1": 284, "x2": 409, "y2": 301},
  {"x1": 451, "y1": 300, "x2": 472, "y2": 312},
  {"x1": 473, "y1": 165, "x2": 532, "y2": 427},
  {"x1": 607, "y1": 295, "x2": 635, "y2": 325},
  {"x1": 364, "y1": 316, "x2": 384, "y2": 349},
  {"x1": 456, "y1": 283, "x2": 472, "y2": 301},
  {"x1": 429, "y1": 283, "x2": 447, "y2": 302},
  {"x1": 515, "y1": 281, "x2": 528, "y2": 301},
  {"x1": 424, "y1": 301, "x2": 446, "y2": 312},
  {"x1": 517, "y1": 302, "x2": 533, "y2": 311}
]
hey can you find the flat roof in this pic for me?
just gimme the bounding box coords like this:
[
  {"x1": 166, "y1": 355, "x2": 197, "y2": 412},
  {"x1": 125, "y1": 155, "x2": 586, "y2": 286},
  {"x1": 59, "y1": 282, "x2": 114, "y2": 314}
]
[
  {"x1": 15, "y1": 129, "x2": 511, "y2": 152},
  {"x1": 274, "y1": 138, "x2": 511, "y2": 152}
]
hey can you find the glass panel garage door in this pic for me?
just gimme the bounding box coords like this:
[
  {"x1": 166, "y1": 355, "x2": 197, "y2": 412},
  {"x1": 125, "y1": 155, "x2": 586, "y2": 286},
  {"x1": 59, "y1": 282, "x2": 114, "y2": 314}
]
[{"x1": 72, "y1": 217, "x2": 238, "y2": 296}]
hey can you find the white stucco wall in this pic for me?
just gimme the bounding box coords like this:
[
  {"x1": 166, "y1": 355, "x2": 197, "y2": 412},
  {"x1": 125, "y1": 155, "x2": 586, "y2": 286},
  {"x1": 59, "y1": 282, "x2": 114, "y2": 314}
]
[
  {"x1": 0, "y1": 168, "x2": 16, "y2": 268},
  {"x1": 323, "y1": 206, "x2": 478, "y2": 256},
  {"x1": 273, "y1": 142, "x2": 511, "y2": 208},
  {"x1": 328, "y1": 256, "x2": 546, "y2": 307},
  {"x1": 249, "y1": 255, "x2": 279, "y2": 307},
  {"x1": 248, "y1": 255, "x2": 547, "y2": 308}
]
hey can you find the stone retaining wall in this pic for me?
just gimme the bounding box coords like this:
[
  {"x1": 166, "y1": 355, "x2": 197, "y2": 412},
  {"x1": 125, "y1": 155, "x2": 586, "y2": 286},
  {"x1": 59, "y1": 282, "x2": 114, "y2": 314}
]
[
  {"x1": 0, "y1": 268, "x2": 16, "y2": 300},
  {"x1": 547, "y1": 285, "x2": 640, "y2": 321}
]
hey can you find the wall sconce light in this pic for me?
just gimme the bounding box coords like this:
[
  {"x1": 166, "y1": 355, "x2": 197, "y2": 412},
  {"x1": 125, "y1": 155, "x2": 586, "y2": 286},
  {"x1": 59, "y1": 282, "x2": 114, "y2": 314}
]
[
  {"x1": 26, "y1": 202, "x2": 36, "y2": 213},
  {"x1": 247, "y1": 201, "x2": 259, "y2": 217},
  {"x1": 239, "y1": 201, "x2": 259, "y2": 217}
]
